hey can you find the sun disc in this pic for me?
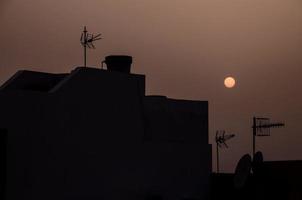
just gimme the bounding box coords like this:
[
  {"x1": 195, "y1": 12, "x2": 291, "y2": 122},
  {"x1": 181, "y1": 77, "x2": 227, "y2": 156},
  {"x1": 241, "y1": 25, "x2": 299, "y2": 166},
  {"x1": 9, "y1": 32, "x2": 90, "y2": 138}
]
[{"x1": 224, "y1": 77, "x2": 236, "y2": 88}]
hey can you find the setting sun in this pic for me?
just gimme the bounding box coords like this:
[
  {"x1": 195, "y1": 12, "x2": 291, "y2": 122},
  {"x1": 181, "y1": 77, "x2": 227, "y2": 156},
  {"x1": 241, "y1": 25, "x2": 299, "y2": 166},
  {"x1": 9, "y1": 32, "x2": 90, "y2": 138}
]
[{"x1": 224, "y1": 77, "x2": 236, "y2": 88}]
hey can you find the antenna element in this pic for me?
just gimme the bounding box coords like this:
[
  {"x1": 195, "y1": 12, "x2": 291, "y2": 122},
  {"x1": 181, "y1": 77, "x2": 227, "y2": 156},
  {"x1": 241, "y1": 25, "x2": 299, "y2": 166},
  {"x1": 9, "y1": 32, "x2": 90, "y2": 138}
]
[
  {"x1": 215, "y1": 130, "x2": 235, "y2": 173},
  {"x1": 252, "y1": 117, "x2": 285, "y2": 157},
  {"x1": 80, "y1": 26, "x2": 102, "y2": 67}
]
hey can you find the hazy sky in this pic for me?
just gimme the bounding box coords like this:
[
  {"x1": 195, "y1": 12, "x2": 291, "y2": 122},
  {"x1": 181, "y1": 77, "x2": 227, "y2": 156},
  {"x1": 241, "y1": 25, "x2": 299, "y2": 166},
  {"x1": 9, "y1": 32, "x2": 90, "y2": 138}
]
[{"x1": 1, "y1": 0, "x2": 302, "y2": 172}]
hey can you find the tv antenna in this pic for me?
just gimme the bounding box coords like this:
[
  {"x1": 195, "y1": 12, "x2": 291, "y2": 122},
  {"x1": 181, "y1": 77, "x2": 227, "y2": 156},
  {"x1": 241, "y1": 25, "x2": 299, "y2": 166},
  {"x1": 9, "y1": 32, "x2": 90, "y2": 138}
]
[
  {"x1": 80, "y1": 26, "x2": 102, "y2": 67},
  {"x1": 215, "y1": 130, "x2": 235, "y2": 173},
  {"x1": 252, "y1": 117, "x2": 284, "y2": 157}
]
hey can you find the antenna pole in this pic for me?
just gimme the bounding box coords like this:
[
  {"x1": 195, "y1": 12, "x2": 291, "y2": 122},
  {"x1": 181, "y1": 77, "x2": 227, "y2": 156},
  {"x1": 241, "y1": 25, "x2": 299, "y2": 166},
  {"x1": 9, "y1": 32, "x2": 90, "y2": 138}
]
[
  {"x1": 84, "y1": 43, "x2": 87, "y2": 67},
  {"x1": 83, "y1": 26, "x2": 87, "y2": 67},
  {"x1": 80, "y1": 26, "x2": 102, "y2": 67},
  {"x1": 253, "y1": 117, "x2": 256, "y2": 158},
  {"x1": 216, "y1": 142, "x2": 220, "y2": 173},
  {"x1": 215, "y1": 130, "x2": 235, "y2": 173}
]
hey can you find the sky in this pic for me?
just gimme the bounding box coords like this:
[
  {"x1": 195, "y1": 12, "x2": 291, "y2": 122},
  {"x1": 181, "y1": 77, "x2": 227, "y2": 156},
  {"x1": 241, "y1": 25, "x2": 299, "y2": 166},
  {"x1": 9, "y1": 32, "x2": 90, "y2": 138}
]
[{"x1": 1, "y1": 0, "x2": 302, "y2": 172}]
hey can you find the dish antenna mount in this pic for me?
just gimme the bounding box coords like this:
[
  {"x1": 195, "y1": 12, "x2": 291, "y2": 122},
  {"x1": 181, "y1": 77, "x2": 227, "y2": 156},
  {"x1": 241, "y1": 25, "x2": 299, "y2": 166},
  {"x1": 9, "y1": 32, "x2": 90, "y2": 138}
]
[
  {"x1": 215, "y1": 130, "x2": 235, "y2": 173},
  {"x1": 80, "y1": 26, "x2": 102, "y2": 67},
  {"x1": 252, "y1": 117, "x2": 284, "y2": 157}
]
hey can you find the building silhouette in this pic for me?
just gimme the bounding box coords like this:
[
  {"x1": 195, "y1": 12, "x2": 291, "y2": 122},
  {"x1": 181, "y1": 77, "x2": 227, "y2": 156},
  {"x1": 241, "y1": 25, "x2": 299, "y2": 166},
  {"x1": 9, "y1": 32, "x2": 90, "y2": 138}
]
[
  {"x1": 211, "y1": 160, "x2": 302, "y2": 200},
  {"x1": 0, "y1": 67, "x2": 211, "y2": 200}
]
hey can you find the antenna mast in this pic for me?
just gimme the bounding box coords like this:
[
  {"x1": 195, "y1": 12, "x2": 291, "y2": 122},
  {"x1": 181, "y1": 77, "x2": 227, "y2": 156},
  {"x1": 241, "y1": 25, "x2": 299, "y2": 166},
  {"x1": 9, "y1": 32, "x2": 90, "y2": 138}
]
[
  {"x1": 215, "y1": 130, "x2": 235, "y2": 173},
  {"x1": 80, "y1": 26, "x2": 102, "y2": 67},
  {"x1": 252, "y1": 117, "x2": 285, "y2": 157}
]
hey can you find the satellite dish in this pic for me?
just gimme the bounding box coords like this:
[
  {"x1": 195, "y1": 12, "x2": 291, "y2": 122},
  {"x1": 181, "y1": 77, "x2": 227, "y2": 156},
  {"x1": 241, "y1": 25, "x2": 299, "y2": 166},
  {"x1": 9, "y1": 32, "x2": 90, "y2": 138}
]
[
  {"x1": 252, "y1": 151, "x2": 264, "y2": 175},
  {"x1": 233, "y1": 154, "x2": 252, "y2": 189}
]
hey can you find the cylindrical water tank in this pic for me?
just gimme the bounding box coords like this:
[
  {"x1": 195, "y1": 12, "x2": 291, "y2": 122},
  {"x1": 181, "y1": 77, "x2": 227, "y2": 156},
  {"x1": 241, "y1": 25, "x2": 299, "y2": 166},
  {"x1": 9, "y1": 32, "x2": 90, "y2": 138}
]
[{"x1": 103, "y1": 55, "x2": 132, "y2": 73}]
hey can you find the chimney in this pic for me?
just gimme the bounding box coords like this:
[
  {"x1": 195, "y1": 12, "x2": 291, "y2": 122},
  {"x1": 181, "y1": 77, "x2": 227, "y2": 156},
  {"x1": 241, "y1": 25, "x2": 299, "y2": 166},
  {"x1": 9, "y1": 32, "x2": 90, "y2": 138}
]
[{"x1": 103, "y1": 55, "x2": 133, "y2": 73}]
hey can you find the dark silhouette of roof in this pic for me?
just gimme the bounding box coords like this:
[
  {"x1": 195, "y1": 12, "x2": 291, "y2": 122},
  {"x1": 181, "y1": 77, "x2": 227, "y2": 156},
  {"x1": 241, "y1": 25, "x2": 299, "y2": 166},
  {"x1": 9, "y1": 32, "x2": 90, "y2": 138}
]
[
  {"x1": 0, "y1": 70, "x2": 67, "y2": 92},
  {"x1": 211, "y1": 160, "x2": 302, "y2": 200},
  {"x1": 0, "y1": 67, "x2": 211, "y2": 200}
]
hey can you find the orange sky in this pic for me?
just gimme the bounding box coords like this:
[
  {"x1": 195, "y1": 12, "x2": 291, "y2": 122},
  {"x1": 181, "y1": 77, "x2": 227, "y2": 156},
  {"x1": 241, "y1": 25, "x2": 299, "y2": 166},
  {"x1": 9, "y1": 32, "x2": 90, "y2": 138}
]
[{"x1": 1, "y1": 0, "x2": 302, "y2": 172}]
